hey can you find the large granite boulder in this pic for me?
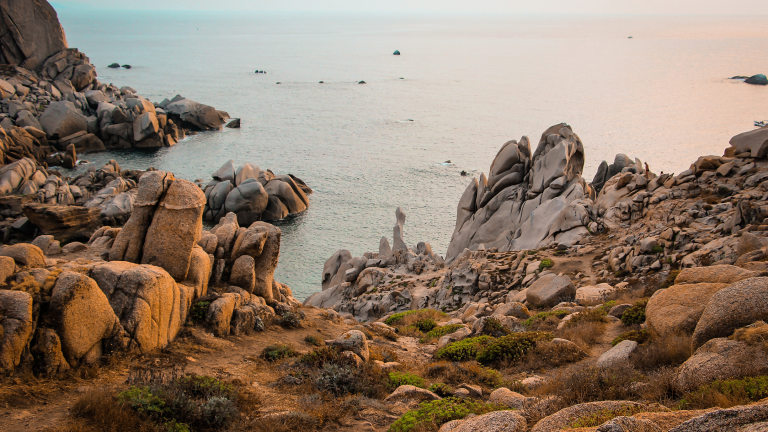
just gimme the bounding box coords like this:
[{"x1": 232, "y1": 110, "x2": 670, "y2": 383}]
[
  {"x1": 0, "y1": 243, "x2": 45, "y2": 269},
  {"x1": 141, "y1": 179, "x2": 205, "y2": 281},
  {"x1": 250, "y1": 222, "x2": 281, "y2": 303},
  {"x1": 0, "y1": 0, "x2": 68, "y2": 71},
  {"x1": 532, "y1": 401, "x2": 650, "y2": 432},
  {"x1": 645, "y1": 282, "x2": 728, "y2": 339},
  {"x1": 38, "y1": 101, "x2": 88, "y2": 140},
  {"x1": 676, "y1": 337, "x2": 768, "y2": 390},
  {"x1": 110, "y1": 171, "x2": 175, "y2": 263},
  {"x1": 692, "y1": 277, "x2": 768, "y2": 349},
  {"x1": 0, "y1": 290, "x2": 34, "y2": 373},
  {"x1": 526, "y1": 273, "x2": 576, "y2": 308},
  {"x1": 444, "y1": 410, "x2": 527, "y2": 432},
  {"x1": 728, "y1": 127, "x2": 768, "y2": 158},
  {"x1": 89, "y1": 262, "x2": 184, "y2": 354},
  {"x1": 446, "y1": 124, "x2": 590, "y2": 262},
  {"x1": 165, "y1": 97, "x2": 225, "y2": 130},
  {"x1": 23, "y1": 203, "x2": 102, "y2": 242},
  {"x1": 49, "y1": 271, "x2": 120, "y2": 366}
]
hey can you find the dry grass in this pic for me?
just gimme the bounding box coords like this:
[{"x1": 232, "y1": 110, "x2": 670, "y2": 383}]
[
  {"x1": 533, "y1": 363, "x2": 645, "y2": 407},
  {"x1": 556, "y1": 320, "x2": 607, "y2": 350},
  {"x1": 424, "y1": 361, "x2": 504, "y2": 390},
  {"x1": 630, "y1": 335, "x2": 693, "y2": 371},
  {"x1": 46, "y1": 388, "x2": 162, "y2": 432},
  {"x1": 730, "y1": 321, "x2": 768, "y2": 351},
  {"x1": 248, "y1": 395, "x2": 352, "y2": 432},
  {"x1": 510, "y1": 339, "x2": 588, "y2": 372}
]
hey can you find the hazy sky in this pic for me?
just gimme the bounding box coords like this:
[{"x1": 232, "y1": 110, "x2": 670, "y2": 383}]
[{"x1": 52, "y1": 0, "x2": 768, "y2": 14}]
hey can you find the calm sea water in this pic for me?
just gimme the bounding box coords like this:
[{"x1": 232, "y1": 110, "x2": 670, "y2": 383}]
[{"x1": 55, "y1": 10, "x2": 768, "y2": 299}]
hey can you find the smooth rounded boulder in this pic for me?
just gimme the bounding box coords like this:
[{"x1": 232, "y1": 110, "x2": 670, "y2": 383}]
[
  {"x1": 141, "y1": 179, "x2": 206, "y2": 281},
  {"x1": 645, "y1": 282, "x2": 728, "y2": 339},
  {"x1": 38, "y1": 101, "x2": 88, "y2": 140},
  {"x1": 692, "y1": 277, "x2": 768, "y2": 349},
  {"x1": 526, "y1": 273, "x2": 576, "y2": 308}
]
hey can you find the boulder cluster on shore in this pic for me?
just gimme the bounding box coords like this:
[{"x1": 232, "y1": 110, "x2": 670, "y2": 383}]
[{"x1": 4, "y1": 2, "x2": 768, "y2": 432}]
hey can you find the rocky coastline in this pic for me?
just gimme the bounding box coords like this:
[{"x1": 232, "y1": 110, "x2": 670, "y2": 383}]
[{"x1": 3, "y1": 2, "x2": 768, "y2": 432}]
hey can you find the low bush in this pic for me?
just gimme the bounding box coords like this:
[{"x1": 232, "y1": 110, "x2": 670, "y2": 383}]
[
  {"x1": 69, "y1": 389, "x2": 163, "y2": 432},
  {"x1": 369, "y1": 346, "x2": 399, "y2": 363},
  {"x1": 413, "y1": 318, "x2": 438, "y2": 333},
  {"x1": 630, "y1": 335, "x2": 692, "y2": 371},
  {"x1": 535, "y1": 364, "x2": 644, "y2": 406},
  {"x1": 564, "y1": 309, "x2": 608, "y2": 328},
  {"x1": 433, "y1": 336, "x2": 494, "y2": 361},
  {"x1": 522, "y1": 310, "x2": 569, "y2": 328},
  {"x1": 660, "y1": 270, "x2": 681, "y2": 289},
  {"x1": 299, "y1": 346, "x2": 343, "y2": 368},
  {"x1": 304, "y1": 335, "x2": 324, "y2": 346},
  {"x1": 620, "y1": 299, "x2": 648, "y2": 326},
  {"x1": 420, "y1": 324, "x2": 465, "y2": 343},
  {"x1": 475, "y1": 332, "x2": 553, "y2": 365},
  {"x1": 428, "y1": 383, "x2": 452, "y2": 397},
  {"x1": 516, "y1": 339, "x2": 587, "y2": 371},
  {"x1": 539, "y1": 259, "x2": 554, "y2": 270},
  {"x1": 389, "y1": 371, "x2": 425, "y2": 389},
  {"x1": 570, "y1": 404, "x2": 657, "y2": 428},
  {"x1": 479, "y1": 317, "x2": 511, "y2": 337},
  {"x1": 387, "y1": 397, "x2": 509, "y2": 432},
  {"x1": 425, "y1": 361, "x2": 504, "y2": 389},
  {"x1": 385, "y1": 309, "x2": 447, "y2": 326},
  {"x1": 277, "y1": 312, "x2": 302, "y2": 328},
  {"x1": 556, "y1": 320, "x2": 606, "y2": 349},
  {"x1": 612, "y1": 329, "x2": 651, "y2": 346},
  {"x1": 314, "y1": 362, "x2": 388, "y2": 398},
  {"x1": 678, "y1": 376, "x2": 768, "y2": 409},
  {"x1": 190, "y1": 302, "x2": 210, "y2": 323},
  {"x1": 261, "y1": 344, "x2": 297, "y2": 362}
]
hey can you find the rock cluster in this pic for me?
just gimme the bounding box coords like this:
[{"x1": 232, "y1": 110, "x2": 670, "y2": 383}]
[
  {"x1": 446, "y1": 124, "x2": 595, "y2": 263},
  {"x1": 304, "y1": 207, "x2": 446, "y2": 320},
  {"x1": 202, "y1": 160, "x2": 312, "y2": 224},
  {"x1": 0, "y1": 169, "x2": 300, "y2": 375}
]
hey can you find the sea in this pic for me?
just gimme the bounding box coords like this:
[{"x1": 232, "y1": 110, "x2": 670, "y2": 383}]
[{"x1": 54, "y1": 9, "x2": 768, "y2": 300}]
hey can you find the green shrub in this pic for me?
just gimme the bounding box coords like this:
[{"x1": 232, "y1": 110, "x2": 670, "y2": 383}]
[
  {"x1": 261, "y1": 343, "x2": 297, "y2": 362},
  {"x1": 660, "y1": 270, "x2": 681, "y2": 289},
  {"x1": 612, "y1": 329, "x2": 651, "y2": 346},
  {"x1": 479, "y1": 317, "x2": 510, "y2": 337},
  {"x1": 434, "y1": 332, "x2": 553, "y2": 365},
  {"x1": 190, "y1": 301, "x2": 210, "y2": 323},
  {"x1": 119, "y1": 386, "x2": 168, "y2": 417},
  {"x1": 389, "y1": 371, "x2": 425, "y2": 389},
  {"x1": 175, "y1": 375, "x2": 236, "y2": 400},
  {"x1": 413, "y1": 318, "x2": 438, "y2": 333},
  {"x1": 679, "y1": 376, "x2": 768, "y2": 409},
  {"x1": 651, "y1": 245, "x2": 664, "y2": 254},
  {"x1": 277, "y1": 311, "x2": 302, "y2": 328},
  {"x1": 420, "y1": 324, "x2": 465, "y2": 343},
  {"x1": 475, "y1": 332, "x2": 553, "y2": 364},
  {"x1": 523, "y1": 310, "x2": 569, "y2": 327},
  {"x1": 597, "y1": 300, "x2": 617, "y2": 314},
  {"x1": 539, "y1": 259, "x2": 554, "y2": 270},
  {"x1": 388, "y1": 397, "x2": 509, "y2": 432},
  {"x1": 428, "y1": 383, "x2": 452, "y2": 397},
  {"x1": 620, "y1": 299, "x2": 648, "y2": 326},
  {"x1": 434, "y1": 336, "x2": 494, "y2": 361},
  {"x1": 304, "y1": 335, "x2": 324, "y2": 346}
]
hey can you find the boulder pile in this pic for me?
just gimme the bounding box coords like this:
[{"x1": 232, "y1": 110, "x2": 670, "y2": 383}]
[
  {"x1": 446, "y1": 124, "x2": 596, "y2": 263},
  {"x1": 203, "y1": 160, "x2": 312, "y2": 224},
  {"x1": 0, "y1": 169, "x2": 300, "y2": 375}
]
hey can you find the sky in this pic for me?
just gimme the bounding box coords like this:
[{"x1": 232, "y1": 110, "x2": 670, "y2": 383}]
[{"x1": 50, "y1": 0, "x2": 768, "y2": 15}]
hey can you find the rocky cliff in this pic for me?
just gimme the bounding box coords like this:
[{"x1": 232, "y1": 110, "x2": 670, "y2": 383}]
[{"x1": 0, "y1": 0, "x2": 67, "y2": 71}]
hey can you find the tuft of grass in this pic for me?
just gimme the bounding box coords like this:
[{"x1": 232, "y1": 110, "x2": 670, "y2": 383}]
[
  {"x1": 660, "y1": 270, "x2": 681, "y2": 289},
  {"x1": 612, "y1": 329, "x2": 650, "y2": 346},
  {"x1": 420, "y1": 324, "x2": 465, "y2": 344},
  {"x1": 425, "y1": 361, "x2": 504, "y2": 389},
  {"x1": 277, "y1": 312, "x2": 302, "y2": 328},
  {"x1": 261, "y1": 344, "x2": 297, "y2": 362},
  {"x1": 387, "y1": 397, "x2": 509, "y2": 432},
  {"x1": 304, "y1": 335, "x2": 324, "y2": 346},
  {"x1": 564, "y1": 308, "x2": 608, "y2": 328},
  {"x1": 369, "y1": 346, "x2": 399, "y2": 363},
  {"x1": 678, "y1": 376, "x2": 768, "y2": 410},
  {"x1": 538, "y1": 259, "x2": 554, "y2": 270},
  {"x1": 389, "y1": 371, "x2": 425, "y2": 389},
  {"x1": 569, "y1": 405, "x2": 657, "y2": 428},
  {"x1": 523, "y1": 310, "x2": 569, "y2": 328},
  {"x1": 630, "y1": 335, "x2": 692, "y2": 371},
  {"x1": 534, "y1": 364, "x2": 644, "y2": 407},
  {"x1": 68, "y1": 389, "x2": 164, "y2": 432},
  {"x1": 620, "y1": 299, "x2": 648, "y2": 326}
]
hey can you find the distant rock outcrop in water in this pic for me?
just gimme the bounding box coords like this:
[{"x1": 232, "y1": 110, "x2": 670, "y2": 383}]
[
  {"x1": 203, "y1": 160, "x2": 312, "y2": 225},
  {"x1": 0, "y1": 0, "x2": 68, "y2": 71},
  {"x1": 445, "y1": 124, "x2": 596, "y2": 262}
]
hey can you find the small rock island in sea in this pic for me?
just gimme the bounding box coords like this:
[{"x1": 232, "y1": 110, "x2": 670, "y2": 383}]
[{"x1": 2, "y1": 2, "x2": 768, "y2": 432}]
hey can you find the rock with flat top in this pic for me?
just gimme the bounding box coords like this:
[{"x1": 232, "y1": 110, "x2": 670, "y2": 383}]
[{"x1": 527, "y1": 273, "x2": 576, "y2": 308}]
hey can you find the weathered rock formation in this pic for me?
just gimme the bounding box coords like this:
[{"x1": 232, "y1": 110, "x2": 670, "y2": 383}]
[
  {"x1": 0, "y1": 0, "x2": 68, "y2": 71},
  {"x1": 203, "y1": 160, "x2": 312, "y2": 224},
  {"x1": 446, "y1": 124, "x2": 595, "y2": 263}
]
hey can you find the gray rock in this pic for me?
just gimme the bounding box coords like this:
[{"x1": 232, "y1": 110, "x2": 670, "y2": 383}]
[
  {"x1": 531, "y1": 401, "x2": 649, "y2": 432},
  {"x1": 447, "y1": 410, "x2": 527, "y2": 432},
  {"x1": 384, "y1": 385, "x2": 441, "y2": 402},
  {"x1": 596, "y1": 416, "x2": 662, "y2": 432},
  {"x1": 526, "y1": 273, "x2": 576, "y2": 308},
  {"x1": 0, "y1": 0, "x2": 68, "y2": 71},
  {"x1": 596, "y1": 340, "x2": 638, "y2": 368},
  {"x1": 38, "y1": 101, "x2": 87, "y2": 140},
  {"x1": 646, "y1": 282, "x2": 728, "y2": 339},
  {"x1": 331, "y1": 330, "x2": 369, "y2": 361},
  {"x1": 0, "y1": 290, "x2": 34, "y2": 373},
  {"x1": 729, "y1": 127, "x2": 768, "y2": 158},
  {"x1": 668, "y1": 403, "x2": 768, "y2": 432},
  {"x1": 323, "y1": 249, "x2": 352, "y2": 290},
  {"x1": 230, "y1": 255, "x2": 256, "y2": 293},
  {"x1": 225, "y1": 180, "x2": 269, "y2": 225},
  {"x1": 393, "y1": 207, "x2": 407, "y2": 252}
]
